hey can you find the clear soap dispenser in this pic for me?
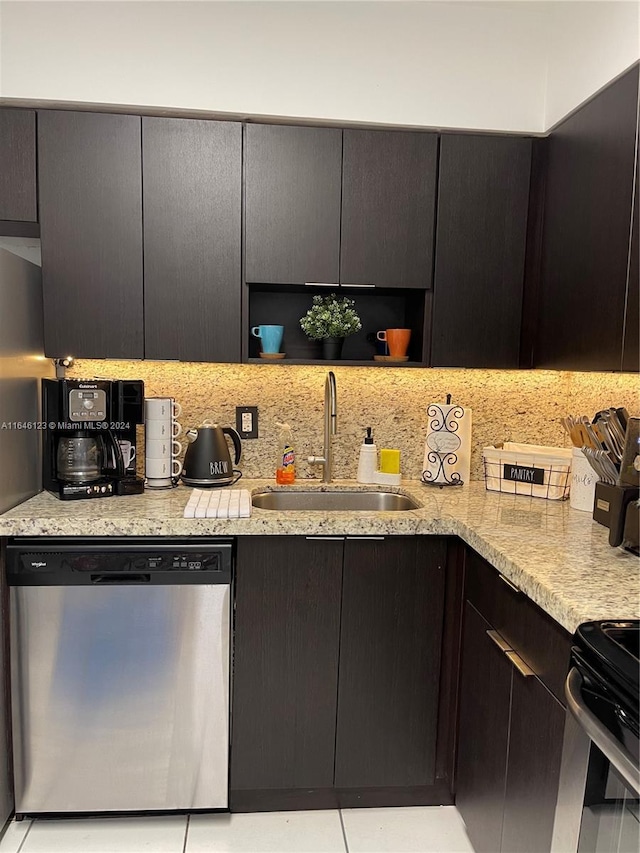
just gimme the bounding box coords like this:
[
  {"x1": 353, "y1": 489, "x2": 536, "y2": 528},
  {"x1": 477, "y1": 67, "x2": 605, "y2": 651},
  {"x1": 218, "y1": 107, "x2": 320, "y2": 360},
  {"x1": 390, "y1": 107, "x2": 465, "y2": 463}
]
[{"x1": 357, "y1": 427, "x2": 378, "y2": 484}]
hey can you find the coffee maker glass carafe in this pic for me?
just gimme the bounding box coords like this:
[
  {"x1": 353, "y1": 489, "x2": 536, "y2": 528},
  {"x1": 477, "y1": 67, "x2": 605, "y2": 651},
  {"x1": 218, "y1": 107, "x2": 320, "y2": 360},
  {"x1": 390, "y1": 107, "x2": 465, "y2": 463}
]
[{"x1": 56, "y1": 435, "x2": 102, "y2": 483}]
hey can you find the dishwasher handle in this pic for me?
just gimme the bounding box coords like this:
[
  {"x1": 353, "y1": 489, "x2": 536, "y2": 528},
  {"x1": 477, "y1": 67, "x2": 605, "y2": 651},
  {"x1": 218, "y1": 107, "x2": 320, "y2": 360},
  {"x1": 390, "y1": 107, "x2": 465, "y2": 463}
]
[{"x1": 91, "y1": 573, "x2": 151, "y2": 584}]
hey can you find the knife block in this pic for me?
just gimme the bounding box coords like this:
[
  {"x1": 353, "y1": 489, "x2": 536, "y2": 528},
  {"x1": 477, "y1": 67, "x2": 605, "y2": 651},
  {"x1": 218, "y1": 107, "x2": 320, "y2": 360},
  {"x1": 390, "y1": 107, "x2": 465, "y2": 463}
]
[{"x1": 593, "y1": 482, "x2": 640, "y2": 547}]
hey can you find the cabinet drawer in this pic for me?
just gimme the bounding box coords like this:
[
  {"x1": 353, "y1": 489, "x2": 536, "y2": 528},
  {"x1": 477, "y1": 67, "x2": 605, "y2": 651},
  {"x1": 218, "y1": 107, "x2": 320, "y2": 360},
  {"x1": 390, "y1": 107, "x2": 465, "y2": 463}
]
[{"x1": 464, "y1": 549, "x2": 571, "y2": 703}]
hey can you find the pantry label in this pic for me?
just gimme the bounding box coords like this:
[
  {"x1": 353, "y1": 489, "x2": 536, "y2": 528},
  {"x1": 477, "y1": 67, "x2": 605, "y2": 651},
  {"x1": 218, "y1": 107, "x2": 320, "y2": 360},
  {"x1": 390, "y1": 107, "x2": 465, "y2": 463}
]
[{"x1": 503, "y1": 463, "x2": 544, "y2": 485}]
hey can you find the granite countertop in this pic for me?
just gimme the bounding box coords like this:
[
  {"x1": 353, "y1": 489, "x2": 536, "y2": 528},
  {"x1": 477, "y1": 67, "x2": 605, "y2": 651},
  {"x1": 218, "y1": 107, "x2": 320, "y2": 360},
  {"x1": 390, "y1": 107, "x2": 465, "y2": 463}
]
[{"x1": 1, "y1": 480, "x2": 638, "y2": 634}]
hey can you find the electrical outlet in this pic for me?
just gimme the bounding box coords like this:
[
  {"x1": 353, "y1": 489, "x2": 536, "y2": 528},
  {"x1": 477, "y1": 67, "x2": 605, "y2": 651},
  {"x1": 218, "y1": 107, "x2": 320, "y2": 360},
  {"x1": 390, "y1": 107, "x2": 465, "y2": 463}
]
[{"x1": 236, "y1": 406, "x2": 258, "y2": 439}]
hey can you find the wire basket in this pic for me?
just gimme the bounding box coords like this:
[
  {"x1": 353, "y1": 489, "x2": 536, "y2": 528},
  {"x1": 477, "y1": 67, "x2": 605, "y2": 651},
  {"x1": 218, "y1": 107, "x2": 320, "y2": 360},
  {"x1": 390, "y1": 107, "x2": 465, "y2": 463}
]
[{"x1": 483, "y1": 443, "x2": 572, "y2": 501}]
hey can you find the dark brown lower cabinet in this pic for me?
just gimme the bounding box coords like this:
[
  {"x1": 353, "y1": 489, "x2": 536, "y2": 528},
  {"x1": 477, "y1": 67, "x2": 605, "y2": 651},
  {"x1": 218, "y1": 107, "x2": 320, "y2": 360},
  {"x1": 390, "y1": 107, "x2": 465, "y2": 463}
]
[
  {"x1": 231, "y1": 535, "x2": 451, "y2": 811},
  {"x1": 230, "y1": 537, "x2": 343, "y2": 799},
  {"x1": 456, "y1": 600, "x2": 567, "y2": 853},
  {"x1": 501, "y1": 662, "x2": 567, "y2": 853},
  {"x1": 456, "y1": 603, "x2": 513, "y2": 853},
  {"x1": 334, "y1": 537, "x2": 446, "y2": 789}
]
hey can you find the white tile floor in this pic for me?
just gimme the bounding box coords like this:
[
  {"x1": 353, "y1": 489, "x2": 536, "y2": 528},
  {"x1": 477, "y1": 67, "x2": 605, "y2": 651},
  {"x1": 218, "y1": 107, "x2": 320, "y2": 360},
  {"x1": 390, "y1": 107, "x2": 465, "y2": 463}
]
[{"x1": 0, "y1": 807, "x2": 475, "y2": 853}]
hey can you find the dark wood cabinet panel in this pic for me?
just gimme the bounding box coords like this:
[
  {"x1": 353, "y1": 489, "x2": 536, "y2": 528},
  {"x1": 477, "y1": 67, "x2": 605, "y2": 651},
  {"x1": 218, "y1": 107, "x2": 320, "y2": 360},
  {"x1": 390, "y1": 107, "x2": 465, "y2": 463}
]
[
  {"x1": 431, "y1": 134, "x2": 532, "y2": 368},
  {"x1": 458, "y1": 549, "x2": 571, "y2": 853},
  {"x1": 0, "y1": 110, "x2": 37, "y2": 223},
  {"x1": 536, "y1": 67, "x2": 639, "y2": 371},
  {"x1": 231, "y1": 537, "x2": 343, "y2": 791},
  {"x1": 143, "y1": 118, "x2": 241, "y2": 362},
  {"x1": 464, "y1": 548, "x2": 571, "y2": 704},
  {"x1": 38, "y1": 111, "x2": 143, "y2": 358},
  {"x1": 501, "y1": 673, "x2": 566, "y2": 853},
  {"x1": 456, "y1": 602, "x2": 512, "y2": 853},
  {"x1": 334, "y1": 537, "x2": 446, "y2": 789},
  {"x1": 622, "y1": 150, "x2": 639, "y2": 372},
  {"x1": 245, "y1": 124, "x2": 342, "y2": 285},
  {"x1": 340, "y1": 130, "x2": 438, "y2": 288}
]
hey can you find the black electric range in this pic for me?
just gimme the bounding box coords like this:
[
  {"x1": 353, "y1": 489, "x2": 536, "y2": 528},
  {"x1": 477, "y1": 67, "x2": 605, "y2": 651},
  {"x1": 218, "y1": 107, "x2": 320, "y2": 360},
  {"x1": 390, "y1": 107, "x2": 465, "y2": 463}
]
[
  {"x1": 574, "y1": 620, "x2": 639, "y2": 765},
  {"x1": 552, "y1": 620, "x2": 639, "y2": 853}
]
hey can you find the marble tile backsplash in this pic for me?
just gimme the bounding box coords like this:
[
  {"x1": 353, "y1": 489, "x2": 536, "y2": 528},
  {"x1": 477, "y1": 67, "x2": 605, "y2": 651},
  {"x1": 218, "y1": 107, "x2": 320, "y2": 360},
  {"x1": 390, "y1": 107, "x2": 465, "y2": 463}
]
[{"x1": 69, "y1": 361, "x2": 639, "y2": 481}]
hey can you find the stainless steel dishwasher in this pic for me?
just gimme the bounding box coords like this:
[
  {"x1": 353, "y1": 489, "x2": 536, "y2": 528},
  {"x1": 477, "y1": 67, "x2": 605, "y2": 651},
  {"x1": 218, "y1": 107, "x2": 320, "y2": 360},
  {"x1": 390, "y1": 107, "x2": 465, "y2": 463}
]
[{"x1": 7, "y1": 537, "x2": 232, "y2": 817}]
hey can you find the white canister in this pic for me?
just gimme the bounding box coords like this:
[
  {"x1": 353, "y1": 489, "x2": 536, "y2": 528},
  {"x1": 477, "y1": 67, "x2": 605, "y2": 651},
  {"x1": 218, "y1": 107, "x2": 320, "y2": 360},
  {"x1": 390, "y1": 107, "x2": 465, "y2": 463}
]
[{"x1": 570, "y1": 447, "x2": 598, "y2": 511}]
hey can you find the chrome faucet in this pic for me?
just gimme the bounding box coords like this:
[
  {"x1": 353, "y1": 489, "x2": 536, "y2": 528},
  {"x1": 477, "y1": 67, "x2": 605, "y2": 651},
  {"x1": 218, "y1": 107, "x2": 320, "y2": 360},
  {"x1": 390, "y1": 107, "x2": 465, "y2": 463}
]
[{"x1": 308, "y1": 371, "x2": 337, "y2": 483}]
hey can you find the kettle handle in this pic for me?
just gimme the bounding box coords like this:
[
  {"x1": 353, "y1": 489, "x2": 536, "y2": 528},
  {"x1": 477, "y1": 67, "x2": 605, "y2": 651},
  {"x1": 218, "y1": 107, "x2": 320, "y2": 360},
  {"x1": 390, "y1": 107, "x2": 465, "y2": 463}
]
[{"x1": 223, "y1": 427, "x2": 242, "y2": 466}]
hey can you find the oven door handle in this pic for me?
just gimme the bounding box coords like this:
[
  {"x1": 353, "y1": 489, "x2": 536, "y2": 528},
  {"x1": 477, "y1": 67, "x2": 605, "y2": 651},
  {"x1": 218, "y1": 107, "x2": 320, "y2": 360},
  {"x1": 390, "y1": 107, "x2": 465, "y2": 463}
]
[{"x1": 565, "y1": 667, "x2": 640, "y2": 795}]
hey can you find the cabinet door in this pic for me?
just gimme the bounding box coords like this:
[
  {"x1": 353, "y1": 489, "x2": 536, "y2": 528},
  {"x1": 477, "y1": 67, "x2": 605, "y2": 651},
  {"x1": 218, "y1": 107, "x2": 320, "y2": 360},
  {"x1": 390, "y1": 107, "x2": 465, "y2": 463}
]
[
  {"x1": 456, "y1": 602, "x2": 512, "y2": 853},
  {"x1": 143, "y1": 118, "x2": 241, "y2": 362},
  {"x1": 231, "y1": 537, "x2": 343, "y2": 791},
  {"x1": 622, "y1": 157, "x2": 639, "y2": 372},
  {"x1": 38, "y1": 111, "x2": 143, "y2": 358},
  {"x1": 537, "y1": 67, "x2": 638, "y2": 371},
  {"x1": 0, "y1": 109, "x2": 37, "y2": 223},
  {"x1": 501, "y1": 672, "x2": 566, "y2": 853},
  {"x1": 431, "y1": 134, "x2": 531, "y2": 368},
  {"x1": 464, "y1": 548, "x2": 572, "y2": 705},
  {"x1": 245, "y1": 124, "x2": 342, "y2": 284},
  {"x1": 340, "y1": 130, "x2": 438, "y2": 288},
  {"x1": 334, "y1": 537, "x2": 445, "y2": 789}
]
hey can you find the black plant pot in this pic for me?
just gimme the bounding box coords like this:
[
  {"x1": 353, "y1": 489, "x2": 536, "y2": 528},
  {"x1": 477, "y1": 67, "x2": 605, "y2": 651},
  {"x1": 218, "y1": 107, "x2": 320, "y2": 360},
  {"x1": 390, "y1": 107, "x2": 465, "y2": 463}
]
[{"x1": 322, "y1": 337, "x2": 344, "y2": 359}]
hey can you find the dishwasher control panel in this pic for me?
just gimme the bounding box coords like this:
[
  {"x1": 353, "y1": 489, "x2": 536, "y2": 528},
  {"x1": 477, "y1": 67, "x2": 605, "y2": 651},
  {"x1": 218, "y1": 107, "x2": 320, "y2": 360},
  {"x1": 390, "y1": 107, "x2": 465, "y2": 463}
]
[{"x1": 6, "y1": 538, "x2": 233, "y2": 586}]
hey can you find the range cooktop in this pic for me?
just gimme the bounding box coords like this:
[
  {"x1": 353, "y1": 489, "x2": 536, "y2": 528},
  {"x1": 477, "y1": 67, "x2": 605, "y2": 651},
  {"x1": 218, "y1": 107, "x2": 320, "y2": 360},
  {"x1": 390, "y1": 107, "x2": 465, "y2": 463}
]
[{"x1": 574, "y1": 620, "x2": 639, "y2": 764}]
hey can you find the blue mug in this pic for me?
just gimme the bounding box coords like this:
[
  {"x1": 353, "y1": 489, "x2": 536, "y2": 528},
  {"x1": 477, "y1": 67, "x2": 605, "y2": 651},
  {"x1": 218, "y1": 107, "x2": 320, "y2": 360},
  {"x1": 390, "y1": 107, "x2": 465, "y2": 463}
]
[{"x1": 251, "y1": 325, "x2": 284, "y2": 354}]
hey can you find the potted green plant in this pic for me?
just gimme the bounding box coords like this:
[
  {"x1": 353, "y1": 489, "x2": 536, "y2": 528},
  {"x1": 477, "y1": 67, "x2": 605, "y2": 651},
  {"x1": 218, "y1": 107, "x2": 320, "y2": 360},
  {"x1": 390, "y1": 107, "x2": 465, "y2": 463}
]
[{"x1": 299, "y1": 293, "x2": 362, "y2": 359}]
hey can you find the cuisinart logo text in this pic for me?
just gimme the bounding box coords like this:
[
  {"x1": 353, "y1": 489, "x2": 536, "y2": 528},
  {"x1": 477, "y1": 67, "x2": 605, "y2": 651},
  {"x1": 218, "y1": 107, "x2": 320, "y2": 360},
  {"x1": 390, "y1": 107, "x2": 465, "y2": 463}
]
[
  {"x1": 78, "y1": 383, "x2": 99, "y2": 390},
  {"x1": 30, "y1": 561, "x2": 47, "y2": 568}
]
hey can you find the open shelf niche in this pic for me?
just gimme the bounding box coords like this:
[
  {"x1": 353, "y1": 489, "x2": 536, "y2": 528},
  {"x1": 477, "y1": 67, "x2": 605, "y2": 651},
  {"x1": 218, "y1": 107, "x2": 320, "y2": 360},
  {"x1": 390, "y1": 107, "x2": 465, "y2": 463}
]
[{"x1": 244, "y1": 284, "x2": 431, "y2": 366}]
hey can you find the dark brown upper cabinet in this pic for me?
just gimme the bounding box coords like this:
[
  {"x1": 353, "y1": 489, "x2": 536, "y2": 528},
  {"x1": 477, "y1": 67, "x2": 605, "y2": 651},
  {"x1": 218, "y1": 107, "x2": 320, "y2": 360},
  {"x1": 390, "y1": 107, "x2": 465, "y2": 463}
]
[
  {"x1": 38, "y1": 111, "x2": 144, "y2": 358},
  {"x1": 340, "y1": 130, "x2": 438, "y2": 288},
  {"x1": 536, "y1": 67, "x2": 639, "y2": 372},
  {"x1": 431, "y1": 134, "x2": 532, "y2": 368},
  {"x1": 244, "y1": 124, "x2": 342, "y2": 285},
  {"x1": 142, "y1": 118, "x2": 242, "y2": 362},
  {"x1": 0, "y1": 109, "x2": 37, "y2": 225}
]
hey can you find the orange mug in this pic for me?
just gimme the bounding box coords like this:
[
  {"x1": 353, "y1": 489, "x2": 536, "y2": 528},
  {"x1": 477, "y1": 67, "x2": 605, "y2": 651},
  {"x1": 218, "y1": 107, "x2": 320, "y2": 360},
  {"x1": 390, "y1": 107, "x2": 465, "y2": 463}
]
[{"x1": 377, "y1": 328, "x2": 411, "y2": 358}]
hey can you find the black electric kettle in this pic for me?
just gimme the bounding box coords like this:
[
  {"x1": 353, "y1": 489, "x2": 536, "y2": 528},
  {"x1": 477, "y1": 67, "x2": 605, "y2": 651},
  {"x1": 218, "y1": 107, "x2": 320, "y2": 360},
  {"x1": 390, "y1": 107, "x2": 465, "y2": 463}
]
[{"x1": 181, "y1": 420, "x2": 242, "y2": 486}]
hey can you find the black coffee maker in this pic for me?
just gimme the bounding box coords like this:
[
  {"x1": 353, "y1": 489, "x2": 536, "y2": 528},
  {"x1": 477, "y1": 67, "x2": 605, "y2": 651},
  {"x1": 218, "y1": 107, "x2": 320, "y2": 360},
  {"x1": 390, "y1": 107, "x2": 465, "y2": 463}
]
[{"x1": 43, "y1": 378, "x2": 145, "y2": 500}]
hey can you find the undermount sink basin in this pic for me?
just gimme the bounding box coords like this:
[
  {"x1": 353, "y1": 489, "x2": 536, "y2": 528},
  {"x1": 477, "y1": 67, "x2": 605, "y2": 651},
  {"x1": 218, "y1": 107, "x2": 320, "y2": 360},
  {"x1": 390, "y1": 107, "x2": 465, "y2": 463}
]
[{"x1": 251, "y1": 490, "x2": 421, "y2": 512}]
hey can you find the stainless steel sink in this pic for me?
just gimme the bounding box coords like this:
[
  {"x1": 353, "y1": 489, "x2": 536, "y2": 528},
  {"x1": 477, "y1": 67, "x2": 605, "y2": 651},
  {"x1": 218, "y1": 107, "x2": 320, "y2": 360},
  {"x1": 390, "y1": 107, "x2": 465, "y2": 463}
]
[{"x1": 251, "y1": 490, "x2": 421, "y2": 512}]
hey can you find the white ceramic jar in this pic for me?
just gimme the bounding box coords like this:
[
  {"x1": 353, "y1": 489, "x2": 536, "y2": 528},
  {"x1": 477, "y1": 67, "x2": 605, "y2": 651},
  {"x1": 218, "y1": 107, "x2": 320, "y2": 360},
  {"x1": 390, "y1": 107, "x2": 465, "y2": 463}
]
[{"x1": 570, "y1": 447, "x2": 599, "y2": 512}]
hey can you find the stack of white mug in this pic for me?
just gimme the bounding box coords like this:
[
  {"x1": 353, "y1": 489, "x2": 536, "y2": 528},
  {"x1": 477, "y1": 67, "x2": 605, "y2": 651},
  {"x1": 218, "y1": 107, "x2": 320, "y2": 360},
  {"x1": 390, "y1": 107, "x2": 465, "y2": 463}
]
[{"x1": 144, "y1": 397, "x2": 183, "y2": 488}]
